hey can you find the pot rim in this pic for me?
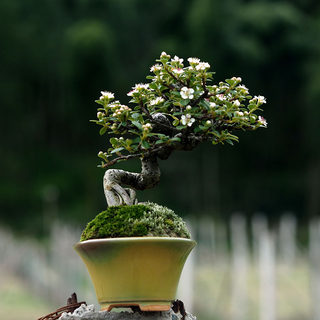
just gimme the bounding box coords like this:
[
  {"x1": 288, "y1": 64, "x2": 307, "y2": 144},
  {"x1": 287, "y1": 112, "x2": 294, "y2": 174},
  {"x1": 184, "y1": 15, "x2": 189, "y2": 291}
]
[{"x1": 75, "y1": 236, "x2": 196, "y2": 246}]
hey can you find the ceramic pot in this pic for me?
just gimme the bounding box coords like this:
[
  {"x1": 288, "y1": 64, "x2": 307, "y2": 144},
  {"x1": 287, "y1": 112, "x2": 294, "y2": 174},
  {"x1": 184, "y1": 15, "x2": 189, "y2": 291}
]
[{"x1": 74, "y1": 237, "x2": 196, "y2": 311}]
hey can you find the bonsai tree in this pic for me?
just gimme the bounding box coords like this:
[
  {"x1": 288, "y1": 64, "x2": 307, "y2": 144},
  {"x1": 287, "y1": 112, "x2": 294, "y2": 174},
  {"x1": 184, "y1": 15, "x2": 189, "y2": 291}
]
[{"x1": 93, "y1": 52, "x2": 267, "y2": 207}]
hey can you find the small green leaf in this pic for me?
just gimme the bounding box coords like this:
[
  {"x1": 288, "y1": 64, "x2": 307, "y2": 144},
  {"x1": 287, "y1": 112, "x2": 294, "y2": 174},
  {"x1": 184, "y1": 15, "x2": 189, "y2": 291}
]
[
  {"x1": 111, "y1": 147, "x2": 124, "y2": 154},
  {"x1": 132, "y1": 137, "x2": 141, "y2": 143},
  {"x1": 226, "y1": 79, "x2": 235, "y2": 86},
  {"x1": 131, "y1": 113, "x2": 140, "y2": 119},
  {"x1": 180, "y1": 99, "x2": 189, "y2": 106},
  {"x1": 95, "y1": 100, "x2": 104, "y2": 106},
  {"x1": 110, "y1": 137, "x2": 118, "y2": 146},
  {"x1": 149, "y1": 82, "x2": 158, "y2": 90},
  {"x1": 141, "y1": 140, "x2": 150, "y2": 149},
  {"x1": 99, "y1": 126, "x2": 107, "y2": 135},
  {"x1": 173, "y1": 119, "x2": 180, "y2": 126},
  {"x1": 199, "y1": 100, "x2": 210, "y2": 110},
  {"x1": 226, "y1": 139, "x2": 234, "y2": 145},
  {"x1": 131, "y1": 120, "x2": 143, "y2": 130}
]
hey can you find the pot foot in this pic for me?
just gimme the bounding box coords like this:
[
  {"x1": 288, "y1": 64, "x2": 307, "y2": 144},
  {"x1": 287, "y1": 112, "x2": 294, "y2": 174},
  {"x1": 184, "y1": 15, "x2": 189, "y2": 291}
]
[{"x1": 101, "y1": 302, "x2": 171, "y2": 312}]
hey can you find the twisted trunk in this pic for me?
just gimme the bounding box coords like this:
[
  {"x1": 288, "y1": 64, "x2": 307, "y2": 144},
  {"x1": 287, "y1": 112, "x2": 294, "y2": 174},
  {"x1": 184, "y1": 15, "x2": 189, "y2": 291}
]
[
  {"x1": 103, "y1": 113, "x2": 207, "y2": 206},
  {"x1": 103, "y1": 155, "x2": 161, "y2": 206}
]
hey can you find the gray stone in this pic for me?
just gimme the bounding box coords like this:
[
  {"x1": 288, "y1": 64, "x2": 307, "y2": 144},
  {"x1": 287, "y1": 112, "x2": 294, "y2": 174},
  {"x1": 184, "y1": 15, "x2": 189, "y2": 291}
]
[{"x1": 58, "y1": 304, "x2": 196, "y2": 320}]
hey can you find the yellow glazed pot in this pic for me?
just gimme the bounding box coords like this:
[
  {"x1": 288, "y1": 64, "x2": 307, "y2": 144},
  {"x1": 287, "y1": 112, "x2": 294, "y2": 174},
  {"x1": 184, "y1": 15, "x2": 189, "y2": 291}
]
[{"x1": 74, "y1": 237, "x2": 196, "y2": 311}]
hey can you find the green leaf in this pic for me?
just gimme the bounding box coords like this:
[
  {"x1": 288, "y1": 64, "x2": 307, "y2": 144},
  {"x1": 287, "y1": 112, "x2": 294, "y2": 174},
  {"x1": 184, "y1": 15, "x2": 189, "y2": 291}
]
[
  {"x1": 149, "y1": 82, "x2": 158, "y2": 90},
  {"x1": 99, "y1": 126, "x2": 107, "y2": 135},
  {"x1": 132, "y1": 137, "x2": 141, "y2": 143},
  {"x1": 226, "y1": 139, "x2": 234, "y2": 145},
  {"x1": 172, "y1": 91, "x2": 181, "y2": 97},
  {"x1": 226, "y1": 79, "x2": 235, "y2": 86},
  {"x1": 131, "y1": 113, "x2": 141, "y2": 119},
  {"x1": 95, "y1": 99, "x2": 104, "y2": 106},
  {"x1": 131, "y1": 120, "x2": 143, "y2": 130},
  {"x1": 194, "y1": 126, "x2": 201, "y2": 133},
  {"x1": 111, "y1": 147, "x2": 124, "y2": 154},
  {"x1": 199, "y1": 100, "x2": 210, "y2": 110},
  {"x1": 141, "y1": 140, "x2": 150, "y2": 149},
  {"x1": 110, "y1": 137, "x2": 118, "y2": 146},
  {"x1": 180, "y1": 99, "x2": 190, "y2": 106},
  {"x1": 128, "y1": 130, "x2": 140, "y2": 135},
  {"x1": 173, "y1": 119, "x2": 180, "y2": 126}
]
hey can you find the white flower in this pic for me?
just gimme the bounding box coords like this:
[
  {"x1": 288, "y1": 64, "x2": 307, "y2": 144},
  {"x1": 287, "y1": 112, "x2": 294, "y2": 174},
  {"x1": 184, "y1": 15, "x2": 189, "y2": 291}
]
[
  {"x1": 97, "y1": 112, "x2": 104, "y2": 119},
  {"x1": 180, "y1": 87, "x2": 194, "y2": 99},
  {"x1": 188, "y1": 57, "x2": 200, "y2": 65},
  {"x1": 127, "y1": 83, "x2": 149, "y2": 96},
  {"x1": 181, "y1": 114, "x2": 195, "y2": 127},
  {"x1": 134, "y1": 83, "x2": 149, "y2": 90},
  {"x1": 209, "y1": 102, "x2": 217, "y2": 109},
  {"x1": 233, "y1": 100, "x2": 241, "y2": 107},
  {"x1": 186, "y1": 105, "x2": 192, "y2": 111},
  {"x1": 235, "y1": 111, "x2": 244, "y2": 117},
  {"x1": 171, "y1": 55, "x2": 183, "y2": 64},
  {"x1": 250, "y1": 95, "x2": 266, "y2": 104},
  {"x1": 258, "y1": 116, "x2": 267, "y2": 127},
  {"x1": 150, "y1": 97, "x2": 164, "y2": 106},
  {"x1": 257, "y1": 95, "x2": 267, "y2": 104},
  {"x1": 196, "y1": 62, "x2": 210, "y2": 71},
  {"x1": 142, "y1": 123, "x2": 152, "y2": 131},
  {"x1": 238, "y1": 85, "x2": 249, "y2": 94},
  {"x1": 99, "y1": 91, "x2": 114, "y2": 100},
  {"x1": 150, "y1": 64, "x2": 162, "y2": 72},
  {"x1": 231, "y1": 76, "x2": 242, "y2": 82},
  {"x1": 160, "y1": 51, "x2": 171, "y2": 59},
  {"x1": 172, "y1": 68, "x2": 184, "y2": 75},
  {"x1": 217, "y1": 94, "x2": 226, "y2": 101},
  {"x1": 206, "y1": 120, "x2": 211, "y2": 126}
]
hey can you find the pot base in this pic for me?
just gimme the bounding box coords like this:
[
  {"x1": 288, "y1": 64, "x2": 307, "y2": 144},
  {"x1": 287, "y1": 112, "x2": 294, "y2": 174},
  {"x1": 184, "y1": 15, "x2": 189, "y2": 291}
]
[{"x1": 101, "y1": 301, "x2": 171, "y2": 312}]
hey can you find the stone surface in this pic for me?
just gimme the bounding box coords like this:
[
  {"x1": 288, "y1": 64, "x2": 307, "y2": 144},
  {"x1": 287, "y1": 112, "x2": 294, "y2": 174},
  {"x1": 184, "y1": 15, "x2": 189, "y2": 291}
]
[{"x1": 58, "y1": 304, "x2": 196, "y2": 320}]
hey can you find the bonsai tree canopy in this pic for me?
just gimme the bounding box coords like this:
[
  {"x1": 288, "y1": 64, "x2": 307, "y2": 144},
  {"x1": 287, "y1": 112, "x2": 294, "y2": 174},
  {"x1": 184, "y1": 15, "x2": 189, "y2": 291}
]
[{"x1": 93, "y1": 52, "x2": 267, "y2": 206}]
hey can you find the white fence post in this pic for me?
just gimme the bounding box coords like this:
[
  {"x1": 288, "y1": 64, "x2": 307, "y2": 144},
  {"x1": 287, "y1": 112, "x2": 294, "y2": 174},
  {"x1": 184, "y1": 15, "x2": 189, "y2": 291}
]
[
  {"x1": 309, "y1": 219, "x2": 320, "y2": 320},
  {"x1": 177, "y1": 220, "x2": 195, "y2": 313},
  {"x1": 230, "y1": 214, "x2": 248, "y2": 320},
  {"x1": 279, "y1": 213, "x2": 296, "y2": 265},
  {"x1": 253, "y1": 216, "x2": 276, "y2": 320}
]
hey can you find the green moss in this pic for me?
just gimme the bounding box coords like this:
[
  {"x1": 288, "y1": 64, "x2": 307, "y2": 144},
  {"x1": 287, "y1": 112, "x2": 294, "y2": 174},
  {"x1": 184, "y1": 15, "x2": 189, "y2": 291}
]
[{"x1": 80, "y1": 202, "x2": 191, "y2": 241}]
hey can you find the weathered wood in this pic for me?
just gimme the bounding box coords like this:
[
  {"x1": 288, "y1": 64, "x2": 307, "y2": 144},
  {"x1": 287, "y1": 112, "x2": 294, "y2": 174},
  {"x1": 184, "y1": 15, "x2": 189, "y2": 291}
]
[{"x1": 103, "y1": 155, "x2": 161, "y2": 206}]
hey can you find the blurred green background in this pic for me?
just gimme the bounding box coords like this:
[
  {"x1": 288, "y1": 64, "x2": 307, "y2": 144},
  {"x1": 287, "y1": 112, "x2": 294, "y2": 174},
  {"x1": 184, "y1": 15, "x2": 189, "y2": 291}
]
[{"x1": 1, "y1": 0, "x2": 320, "y2": 233}]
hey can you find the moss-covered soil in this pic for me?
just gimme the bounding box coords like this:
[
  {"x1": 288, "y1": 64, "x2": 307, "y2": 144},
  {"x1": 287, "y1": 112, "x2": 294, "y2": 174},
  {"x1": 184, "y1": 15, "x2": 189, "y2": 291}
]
[{"x1": 80, "y1": 202, "x2": 190, "y2": 241}]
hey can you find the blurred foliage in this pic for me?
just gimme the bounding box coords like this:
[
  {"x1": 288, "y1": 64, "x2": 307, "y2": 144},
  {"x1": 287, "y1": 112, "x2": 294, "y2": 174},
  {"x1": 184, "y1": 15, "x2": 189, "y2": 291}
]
[{"x1": 1, "y1": 0, "x2": 320, "y2": 235}]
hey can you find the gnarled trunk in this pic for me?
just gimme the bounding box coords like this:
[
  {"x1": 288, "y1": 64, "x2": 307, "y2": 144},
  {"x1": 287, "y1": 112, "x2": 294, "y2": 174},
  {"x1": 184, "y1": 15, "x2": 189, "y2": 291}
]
[{"x1": 103, "y1": 155, "x2": 161, "y2": 206}]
